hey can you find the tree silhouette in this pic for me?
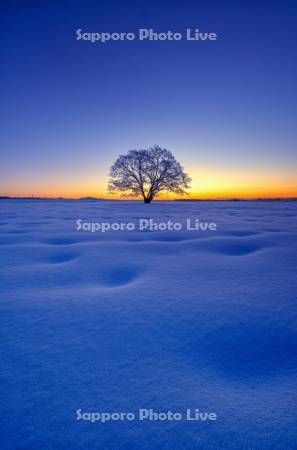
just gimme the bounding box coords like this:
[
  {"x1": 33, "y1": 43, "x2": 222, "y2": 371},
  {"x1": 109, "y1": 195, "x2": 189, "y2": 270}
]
[{"x1": 108, "y1": 145, "x2": 191, "y2": 203}]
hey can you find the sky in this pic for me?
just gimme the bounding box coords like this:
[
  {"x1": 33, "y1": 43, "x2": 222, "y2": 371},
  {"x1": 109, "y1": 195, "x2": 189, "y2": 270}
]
[{"x1": 1, "y1": 0, "x2": 296, "y2": 198}]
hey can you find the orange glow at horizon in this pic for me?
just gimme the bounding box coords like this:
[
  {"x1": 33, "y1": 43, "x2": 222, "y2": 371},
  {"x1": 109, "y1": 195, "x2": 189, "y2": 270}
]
[{"x1": 1, "y1": 167, "x2": 297, "y2": 199}]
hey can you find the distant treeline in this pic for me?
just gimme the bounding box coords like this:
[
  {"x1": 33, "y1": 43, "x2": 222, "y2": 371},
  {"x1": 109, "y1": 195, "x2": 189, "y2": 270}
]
[
  {"x1": 1, "y1": 196, "x2": 296, "y2": 202},
  {"x1": 0, "y1": 196, "x2": 105, "y2": 200},
  {"x1": 174, "y1": 198, "x2": 297, "y2": 202}
]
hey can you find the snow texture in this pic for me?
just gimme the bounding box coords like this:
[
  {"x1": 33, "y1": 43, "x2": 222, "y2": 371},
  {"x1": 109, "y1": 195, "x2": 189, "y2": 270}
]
[{"x1": 0, "y1": 200, "x2": 296, "y2": 449}]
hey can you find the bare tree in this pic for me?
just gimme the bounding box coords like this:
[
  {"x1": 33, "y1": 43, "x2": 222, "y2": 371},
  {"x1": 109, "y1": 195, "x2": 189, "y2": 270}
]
[{"x1": 108, "y1": 145, "x2": 191, "y2": 203}]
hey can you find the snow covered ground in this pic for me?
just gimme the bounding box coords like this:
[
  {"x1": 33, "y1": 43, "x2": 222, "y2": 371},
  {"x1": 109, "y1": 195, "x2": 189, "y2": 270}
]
[{"x1": 1, "y1": 200, "x2": 297, "y2": 449}]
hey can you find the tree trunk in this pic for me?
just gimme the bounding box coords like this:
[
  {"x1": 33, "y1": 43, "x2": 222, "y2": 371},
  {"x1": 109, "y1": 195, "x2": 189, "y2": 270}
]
[{"x1": 144, "y1": 198, "x2": 151, "y2": 204}]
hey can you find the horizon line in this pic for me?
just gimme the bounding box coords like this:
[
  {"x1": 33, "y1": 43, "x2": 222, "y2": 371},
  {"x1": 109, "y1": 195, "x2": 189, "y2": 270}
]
[{"x1": 1, "y1": 195, "x2": 297, "y2": 201}]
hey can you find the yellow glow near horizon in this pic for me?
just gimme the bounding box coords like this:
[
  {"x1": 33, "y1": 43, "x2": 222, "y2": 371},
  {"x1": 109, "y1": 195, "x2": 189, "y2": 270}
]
[
  {"x1": 1, "y1": 167, "x2": 297, "y2": 199},
  {"x1": 187, "y1": 167, "x2": 297, "y2": 198}
]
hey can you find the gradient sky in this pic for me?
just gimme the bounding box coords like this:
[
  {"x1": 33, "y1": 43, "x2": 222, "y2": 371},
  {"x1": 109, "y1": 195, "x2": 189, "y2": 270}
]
[{"x1": 1, "y1": 0, "x2": 296, "y2": 198}]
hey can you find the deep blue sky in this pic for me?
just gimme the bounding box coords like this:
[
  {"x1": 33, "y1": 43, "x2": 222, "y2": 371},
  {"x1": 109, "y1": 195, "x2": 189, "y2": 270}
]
[{"x1": 1, "y1": 0, "x2": 296, "y2": 197}]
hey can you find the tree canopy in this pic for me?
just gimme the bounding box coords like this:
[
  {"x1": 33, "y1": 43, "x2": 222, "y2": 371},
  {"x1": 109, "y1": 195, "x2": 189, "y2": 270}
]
[{"x1": 108, "y1": 145, "x2": 191, "y2": 203}]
